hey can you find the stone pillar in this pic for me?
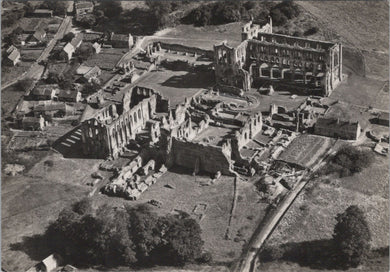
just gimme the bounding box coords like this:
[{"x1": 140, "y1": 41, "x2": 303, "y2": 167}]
[{"x1": 339, "y1": 44, "x2": 343, "y2": 80}]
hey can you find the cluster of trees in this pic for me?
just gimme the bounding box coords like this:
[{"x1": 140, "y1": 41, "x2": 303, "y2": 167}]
[
  {"x1": 39, "y1": 1, "x2": 68, "y2": 16},
  {"x1": 183, "y1": 1, "x2": 267, "y2": 27},
  {"x1": 333, "y1": 205, "x2": 371, "y2": 268},
  {"x1": 260, "y1": 205, "x2": 371, "y2": 269},
  {"x1": 270, "y1": 1, "x2": 300, "y2": 26},
  {"x1": 45, "y1": 199, "x2": 210, "y2": 268},
  {"x1": 324, "y1": 145, "x2": 374, "y2": 177},
  {"x1": 75, "y1": 2, "x2": 123, "y2": 30}
]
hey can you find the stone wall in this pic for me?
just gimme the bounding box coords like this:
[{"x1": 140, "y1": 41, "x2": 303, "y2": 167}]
[
  {"x1": 170, "y1": 138, "x2": 233, "y2": 175},
  {"x1": 159, "y1": 42, "x2": 214, "y2": 59}
]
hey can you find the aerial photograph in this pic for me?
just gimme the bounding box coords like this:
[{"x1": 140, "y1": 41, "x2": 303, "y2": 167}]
[{"x1": 1, "y1": 1, "x2": 389, "y2": 272}]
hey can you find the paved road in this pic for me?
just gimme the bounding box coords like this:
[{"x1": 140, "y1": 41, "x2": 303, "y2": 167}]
[{"x1": 232, "y1": 146, "x2": 336, "y2": 272}]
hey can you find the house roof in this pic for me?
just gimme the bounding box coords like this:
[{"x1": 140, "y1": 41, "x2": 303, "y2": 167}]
[
  {"x1": 378, "y1": 112, "x2": 389, "y2": 122},
  {"x1": 111, "y1": 33, "x2": 130, "y2": 42},
  {"x1": 6, "y1": 45, "x2": 17, "y2": 54},
  {"x1": 92, "y1": 42, "x2": 101, "y2": 49},
  {"x1": 84, "y1": 66, "x2": 101, "y2": 79},
  {"x1": 76, "y1": 64, "x2": 94, "y2": 75},
  {"x1": 83, "y1": 32, "x2": 103, "y2": 42},
  {"x1": 70, "y1": 33, "x2": 83, "y2": 48},
  {"x1": 34, "y1": 103, "x2": 67, "y2": 112},
  {"x1": 32, "y1": 29, "x2": 46, "y2": 42},
  {"x1": 33, "y1": 9, "x2": 53, "y2": 14},
  {"x1": 22, "y1": 116, "x2": 42, "y2": 125},
  {"x1": 7, "y1": 49, "x2": 20, "y2": 62},
  {"x1": 315, "y1": 117, "x2": 359, "y2": 132},
  {"x1": 41, "y1": 254, "x2": 61, "y2": 272},
  {"x1": 63, "y1": 43, "x2": 75, "y2": 54},
  {"x1": 75, "y1": 1, "x2": 94, "y2": 10},
  {"x1": 31, "y1": 85, "x2": 57, "y2": 97},
  {"x1": 58, "y1": 89, "x2": 80, "y2": 99}
]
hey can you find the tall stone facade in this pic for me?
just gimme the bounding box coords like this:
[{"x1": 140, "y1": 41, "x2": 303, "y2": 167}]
[
  {"x1": 214, "y1": 19, "x2": 342, "y2": 96},
  {"x1": 81, "y1": 86, "x2": 160, "y2": 159}
]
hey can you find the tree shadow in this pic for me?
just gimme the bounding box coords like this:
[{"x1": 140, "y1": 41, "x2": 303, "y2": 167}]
[
  {"x1": 10, "y1": 233, "x2": 51, "y2": 262},
  {"x1": 260, "y1": 239, "x2": 343, "y2": 270},
  {"x1": 161, "y1": 71, "x2": 214, "y2": 89}
]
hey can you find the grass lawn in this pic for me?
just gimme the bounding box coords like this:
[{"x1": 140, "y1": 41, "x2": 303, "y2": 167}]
[
  {"x1": 136, "y1": 67, "x2": 215, "y2": 107},
  {"x1": 94, "y1": 167, "x2": 268, "y2": 263},
  {"x1": 329, "y1": 74, "x2": 387, "y2": 110},
  {"x1": 1, "y1": 84, "x2": 24, "y2": 115},
  {"x1": 1, "y1": 63, "x2": 30, "y2": 86}
]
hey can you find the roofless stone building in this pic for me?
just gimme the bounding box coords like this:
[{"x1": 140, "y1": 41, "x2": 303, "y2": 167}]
[{"x1": 214, "y1": 18, "x2": 342, "y2": 96}]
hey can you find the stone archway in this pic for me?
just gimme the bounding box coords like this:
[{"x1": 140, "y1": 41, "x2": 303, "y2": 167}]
[{"x1": 260, "y1": 63, "x2": 270, "y2": 78}]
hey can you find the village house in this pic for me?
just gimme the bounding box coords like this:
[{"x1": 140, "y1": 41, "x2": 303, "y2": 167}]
[
  {"x1": 83, "y1": 66, "x2": 101, "y2": 83},
  {"x1": 47, "y1": 23, "x2": 60, "y2": 33},
  {"x1": 314, "y1": 117, "x2": 361, "y2": 141},
  {"x1": 60, "y1": 43, "x2": 75, "y2": 61},
  {"x1": 33, "y1": 103, "x2": 69, "y2": 118},
  {"x1": 110, "y1": 32, "x2": 134, "y2": 49},
  {"x1": 26, "y1": 254, "x2": 62, "y2": 272},
  {"x1": 30, "y1": 9, "x2": 53, "y2": 18},
  {"x1": 20, "y1": 116, "x2": 46, "y2": 131},
  {"x1": 26, "y1": 29, "x2": 46, "y2": 45},
  {"x1": 375, "y1": 112, "x2": 389, "y2": 127},
  {"x1": 70, "y1": 33, "x2": 83, "y2": 49},
  {"x1": 82, "y1": 32, "x2": 104, "y2": 43},
  {"x1": 74, "y1": 1, "x2": 94, "y2": 17},
  {"x1": 92, "y1": 42, "x2": 101, "y2": 54},
  {"x1": 58, "y1": 89, "x2": 82, "y2": 103},
  {"x1": 4, "y1": 45, "x2": 20, "y2": 66},
  {"x1": 30, "y1": 84, "x2": 58, "y2": 100}
]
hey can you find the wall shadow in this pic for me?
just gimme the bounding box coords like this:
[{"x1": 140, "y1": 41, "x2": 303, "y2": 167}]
[{"x1": 161, "y1": 71, "x2": 215, "y2": 89}]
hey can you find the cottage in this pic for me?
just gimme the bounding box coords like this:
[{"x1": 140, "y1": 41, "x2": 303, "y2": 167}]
[
  {"x1": 30, "y1": 85, "x2": 58, "y2": 100},
  {"x1": 83, "y1": 66, "x2": 101, "y2": 82},
  {"x1": 82, "y1": 32, "x2": 103, "y2": 43},
  {"x1": 92, "y1": 42, "x2": 101, "y2": 54},
  {"x1": 61, "y1": 43, "x2": 75, "y2": 60},
  {"x1": 35, "y1": 254, "x2": 62, "y2": 272},
  {"x1": 58, "y1": 89, "x2": 82, "y2": 103},
  {"x1": 21, "y1": 116, "x2": 46, "y2": 131},
  {"x1": 31, "y1": 9, "x2": 53, "y2": 17},
  {"x1": 33, "y1": 103, "x2": 70, "y2": 118},
  {"x1": 376, "y1": 112, "x2": 389, "y2": 127},
  {"x1": 110, "y1": 32, "x2": 133, "y2": 49},
  {"x1": 70, "y1": 33, "x2": 83, "y2": 49},
  {"x1": 4, "y1": 46, "x2": 20, "y2": 66},
  {"x1": 314, "y1": 117, "x2": 361, "y2": 141},
  {"x1": 74, "y1": 1, "x2": 94, "y2": 16},
  {"x1": 27, "y1": 29, "x2": 46, "y2": 45}
]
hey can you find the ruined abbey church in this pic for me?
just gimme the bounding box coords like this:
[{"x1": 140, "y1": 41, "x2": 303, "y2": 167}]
[{"x1": 214, "y1": 18, "x2": 343, "y2": 96}]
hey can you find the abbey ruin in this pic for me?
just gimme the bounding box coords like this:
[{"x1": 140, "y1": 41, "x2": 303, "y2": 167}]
[{"x1": 214, "y1": 18, "x2": 343, "y2": 96}]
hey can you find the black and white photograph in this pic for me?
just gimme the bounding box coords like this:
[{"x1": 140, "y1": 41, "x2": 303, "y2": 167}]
[{"x1": 1, "y1": 1, "x2": 389, "y2": 271}]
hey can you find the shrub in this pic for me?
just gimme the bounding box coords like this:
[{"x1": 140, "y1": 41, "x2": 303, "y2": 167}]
[
  {"x1": 333, "y1": 205, "x2": 371, "y2": 268},
  {"x1": 197, "y1": 251, "x2": 213, "y2": 264},
  {"x1": 270, "y1": 8, "x2": 287, "y2": 26},
  {"x1": 63, "y1": 32, "x2": 75, "y2": 43},
  {"x1": 304, "y1": 26, "x2": 319, "y2": 36}
]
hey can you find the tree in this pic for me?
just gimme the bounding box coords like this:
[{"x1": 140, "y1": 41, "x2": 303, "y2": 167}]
[
  {"x1": 63, "y1": 32, "x2": 75, "y2": 43},
  {"x1": 98, "y1": 1, "x2": 123, "y2": 18},
  {"x1": 333, "y1": 205, "x2": 371, "y2": 268},
  {"x1": 40, "y1": 1, "x2": 67, "y2": 16},
  {"x1": 82, "y1": 81, "x2": 101, "y2": 95},
  {"x1": 79, "y1": 14, "x2": 96, "y2": 28},
  {"x1": 72, "y1": 198, "x2": 92, "y2": 215},
  {"x1": 16, "y1": 78, "x2": 35, "y2": 93}
]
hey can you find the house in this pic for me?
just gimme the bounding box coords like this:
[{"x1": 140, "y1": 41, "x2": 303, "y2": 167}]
[
  {"x1": 70, "y1": 33, "x2": 83, "y2": 49},
  {"x1": 33, "y1": 103, "x2": 70, "y2": 118},
  {"x1": 58, "y1": 89, "x2": 82, "y2": 103},
  {"x1": 31, "y1": 9, "x2": 53, "y2": 17},
  {"x1": 376, "y1": 112, "x2": 389, "y2": 127},
  {"x1": 92, "y1": 42, "x2": 101, "y2": 54},
  {"x1": 74, "y1": 1, "x2": 94, "y2": 16},
  {"x1": 30, "y1": 85, "x2": 58, "y2": 100},
  {"x1": 20, "y1": 116, "x2": 46, "y2": 131},
  {"x1": 83, "y1": 66, "x2": 101, "y2": 82},
  {"x1": 26, "y1": 29, "x2": 46, "y2": 45},
  {"x1": 82, "y1": 32, "x2": 103, "y2": 43},
  {"x1": 35, "y1": 254, "x2": 62, "y2": 272},
  {"x1": 61, "y1": 43, "x2": 75, "y2": 60},
  {"x1": 47, "y1": 23, "x2": 60, "y2": 33},
  {"x1": 4, "y1": 46, "x2": 21, "y2": 66},
  {"x1": 314, "y1": 117, "x2": 361, "y2": 141},
  {"x1": 110, "y1": 32, "x2": 133, "y2": 49},
  {"x1": 61, "y1": 264, "x2": 78, "y2": 272}
]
